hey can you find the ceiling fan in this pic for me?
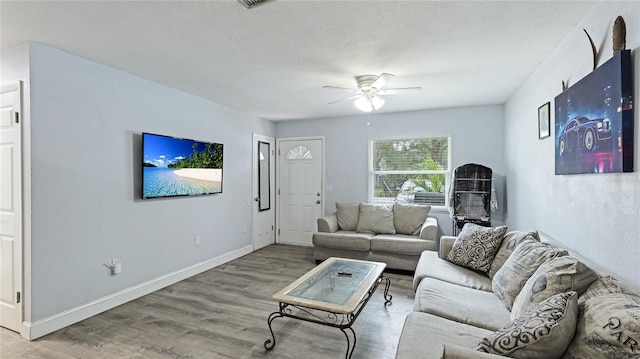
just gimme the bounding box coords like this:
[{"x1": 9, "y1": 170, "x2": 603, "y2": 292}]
[{"x1": 323, "y1": 73, "x2": 421, "y2": 112}]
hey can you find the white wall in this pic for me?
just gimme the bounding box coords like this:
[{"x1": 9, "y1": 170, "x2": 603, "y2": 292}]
[
  {"x1": 504, "y1": 2, "x2": 639, "y2": 286},
  {"x1": 14, "y1": 42, "x2": 274, "y2": 329},
  {"x1": 276, "y1": 105, "x2": 506, "y2": 236}
]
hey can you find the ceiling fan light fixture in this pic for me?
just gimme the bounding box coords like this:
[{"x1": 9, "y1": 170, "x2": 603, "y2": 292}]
[
  {"x1": 354, "y1": 96, "x2": 373, "y2": 112},
  {"x1": 355, "y1": 94, "x2": 385, "y2": 113},
  {"x1": 371, "y1": 95, "x2": 385, "y2": 110},
  {"x1": 325, "y1": 73, "x2": 419, "y2": 113}
]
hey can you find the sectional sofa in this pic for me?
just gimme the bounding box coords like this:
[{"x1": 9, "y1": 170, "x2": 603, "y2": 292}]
[
  {"x1": 395, "y1": 225, "x2": 640, "y2": 358},
  {"x1": 312, "y1": 202, "x2": 438, "y2": 271}
]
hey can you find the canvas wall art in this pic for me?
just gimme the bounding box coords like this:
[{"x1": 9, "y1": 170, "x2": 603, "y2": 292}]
[{"x1": 554, "y1": 50, "x2": 633, "y2": 175}]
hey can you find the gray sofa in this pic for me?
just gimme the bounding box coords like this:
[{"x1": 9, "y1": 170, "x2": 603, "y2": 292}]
[
  {"x1": 396, "y1": 229, "x2": 640, "y2": 359},
  {"x1": 312, "y1": 202, "x2": 438, "y2": 271}
]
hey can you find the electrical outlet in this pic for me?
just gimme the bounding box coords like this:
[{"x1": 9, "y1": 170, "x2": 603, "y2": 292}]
[{"x1": 195, "y1": 235, "x2": 201, "y2": 245}]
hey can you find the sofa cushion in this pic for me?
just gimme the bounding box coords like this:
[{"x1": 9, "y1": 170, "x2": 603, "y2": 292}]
[
  {"x1": 447, "y1": 223, "x2": 507, "y2": 273},
  {"x1": 415, "y1": 277, "x2": 511, "y2": 331},
  {"x1": 356, "y1": 203, "x2": 396, "y2": 234},
  {"x1": 492, "y1": 237, "x2": 568, "y2": 310},
  {"x1": 393, "y1": 201, "x2": 431, "y2": 235},
  {"x1": 335, "y1": 202, "x2": 360, "y2": 231},
  {"x1": 413, "y1": 250, "x2": 493, "y2": 292},
  {"x1": 442, "y1": 345, "x2": 510, "y2": 359},
  {"x1": 488, "y1": 230, "x2": 539, "y2": 279},
  {"x1": 563, "y1": 277, "x2": 640, "y2": 358},
  {"x1": 370, "y1": 234, "x2": 435, "y2": 255},
  {"x1": 511, "y1": 256, "x2": 598, "y2": 320},
  {"x1": 311, "y1": 231, "x2": 373, "y2": 251},
  {"x1": 396, "y1": 312, "x2": 492, "y2": 359},
  {"x1": 476, "y1": 291, "x2": 578, "y2": 359}
]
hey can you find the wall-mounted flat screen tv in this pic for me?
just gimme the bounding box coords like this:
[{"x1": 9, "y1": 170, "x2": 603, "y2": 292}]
[{"x1": 142, "y1": 133, "x2": 223, "y2": 199}]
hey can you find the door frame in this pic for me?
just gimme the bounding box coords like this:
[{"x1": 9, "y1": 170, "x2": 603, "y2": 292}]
[
  {"x1": 1, "y1": 81, "x2": 23, "y2": 334},
  {"x1": 276, "y1": 136, "x2": 325, "y2": 244},
  {"x1": 252, "y1": 133, "x2": 275, "y2": 250}
]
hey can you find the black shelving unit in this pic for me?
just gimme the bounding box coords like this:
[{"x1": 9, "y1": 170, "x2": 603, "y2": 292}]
[{"x1": 450, "y1": 163, "x2": 492, "y2": 235}]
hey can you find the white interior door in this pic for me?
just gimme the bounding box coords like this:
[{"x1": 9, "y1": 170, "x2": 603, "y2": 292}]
[
  {"x1": 277, "y1": 138, "x2": 323, "y2": 246},
  {"x1": 0, "y1": 82, "x2": 23, "y2": 333},
  {"x1": 252, "y1": 134, "x2": 275, "y2": 250}
]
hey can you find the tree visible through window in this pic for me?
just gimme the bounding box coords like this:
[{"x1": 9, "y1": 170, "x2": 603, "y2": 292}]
[{"x1": 369, "y1": 137, "x2": 450, "y2": 206}]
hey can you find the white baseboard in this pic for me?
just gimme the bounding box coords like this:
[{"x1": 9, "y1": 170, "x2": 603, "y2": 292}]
[{"x1": 21, "y1": 245, "x2": 253, "y2": 340}]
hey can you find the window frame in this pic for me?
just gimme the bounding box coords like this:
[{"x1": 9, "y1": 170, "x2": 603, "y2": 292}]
[{"x1": 368, "y1": 136, "x2": 452, "y2": 211}]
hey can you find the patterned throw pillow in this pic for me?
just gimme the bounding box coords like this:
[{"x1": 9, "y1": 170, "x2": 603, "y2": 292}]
[
  {"x1": 393, "y1": 202, "x2": 430, "y2": 235},
  {"x1": 511, "y1": 256, "x2": 598, "y2": 320},
  {"x1": 335, "y1": 202, "x2": 360, "y2": 231},
  {"x1": 562, "y1": 277, "x2": 640, "y2": 358},
  {"x1": 488, "y1": 230, "x2": 539, "y2": 279},
  {"x1": 446, "y1": 223, "x2": 507, "y2": 272},
  {"x1": 476, "y1": 291, "x2": 578, "y2": 359},
  {"x1": 355, "y1": 203, "x2": 396, "y2": 234},
  {"x1": 492, "y1": 238, "x2": 568, "y2": 310}
]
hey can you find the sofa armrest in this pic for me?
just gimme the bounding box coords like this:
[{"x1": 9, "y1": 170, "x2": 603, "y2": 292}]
[
  {"x1": 439, "y1": 236, "x2": 457, "y2": 259},
  {"x1": 317, "y1": 214, "x2": 339, "y2": 233},
  {"x1": 441, "y1": 345, "x2": 505, "y2": 359},
  {"x1": 418, "y1": 217, "x2": 438, "y2": 241}
]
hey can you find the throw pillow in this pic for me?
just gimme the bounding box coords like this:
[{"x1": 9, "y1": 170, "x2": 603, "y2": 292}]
[
  {"x1": 488, "y1": 230, "x2": 539, "y2": 279},
  {"x1": 476, "y1": 291, "x2": 578, "y2": 359},
  {"x1": 492, "y1": 238, "x2": 568, "y2": 310},
  {"x1": 355, "y1": 203, "x2": 396, "y2": 234},
  {"x1": 335, "y1": 202, "x2": 360, "y2": 231},
  {"x1": 392, "y1": 201, "x2": 430, "y2": 235},
  {"x1": 511, "y1": 256, "x2": 598, "y2": 320},
  {"x1": 578, "y1": 275, "x2": 637, "y2": 308},
  {"x1": 562, "y1": 278, "x2": 640, "y2": 358},
  {"x1": 446, "y1": 223, "x2": 507, "y2": 273}
]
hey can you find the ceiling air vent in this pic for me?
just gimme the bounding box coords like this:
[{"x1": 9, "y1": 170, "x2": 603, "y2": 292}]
[{"x1": 237, "y1": 0, "x2": 277, "y2": 9}]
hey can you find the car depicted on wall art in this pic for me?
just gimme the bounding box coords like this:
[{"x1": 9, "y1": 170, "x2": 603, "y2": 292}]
[
  {"x1": 554, "y1": 50, "x2": 633, "y2": 175},
  {"x1": 557, "y1": 116, "x2": 611, "y2": 156}
]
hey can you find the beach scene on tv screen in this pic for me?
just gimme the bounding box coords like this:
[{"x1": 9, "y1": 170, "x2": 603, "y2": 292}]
[{"x1": 143, "y1": 134, "x2": 223, "y2": 198}]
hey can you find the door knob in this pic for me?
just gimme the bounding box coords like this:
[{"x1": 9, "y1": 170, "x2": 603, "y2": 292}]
[
  {"x1": 316, "y1": 200, "x2": 321, "y2": 204},
  {"x1": 254, "y1": 197, "x2": 260, "y2": 202}
]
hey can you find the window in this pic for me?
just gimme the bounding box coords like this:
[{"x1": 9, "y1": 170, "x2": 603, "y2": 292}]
[
  {"x1": 287, "y1": 145, "x2": 312, "y2": 160},
  {"x1": 369, "y1": 137, "x2": 450, "y2": 207}
]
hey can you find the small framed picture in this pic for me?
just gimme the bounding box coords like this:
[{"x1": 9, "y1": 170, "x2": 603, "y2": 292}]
[{"x1": 538, "y1": 102, "x2": 550, "y2": 139}]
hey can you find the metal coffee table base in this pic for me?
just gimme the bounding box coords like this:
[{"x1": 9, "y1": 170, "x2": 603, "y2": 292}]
[{"x1": 264, "y1": 275, "x2": 392, "y2": 359}]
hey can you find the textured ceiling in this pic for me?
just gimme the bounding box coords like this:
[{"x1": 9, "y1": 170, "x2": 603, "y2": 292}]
[{"x1": 0, "y1": 1, "x2": 596, "y2": 121}]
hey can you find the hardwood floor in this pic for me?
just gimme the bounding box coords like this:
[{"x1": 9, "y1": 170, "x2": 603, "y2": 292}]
[{"x1": 1, "y1": 245, "x2": 416, "y2": 359}]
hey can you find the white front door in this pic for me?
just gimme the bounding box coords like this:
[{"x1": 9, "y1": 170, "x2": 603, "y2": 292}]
[
  {"x1": 252, "y1": 134, "x2": 275, "y2": 250},
  {"x1": 277, "y1": 138, "x2": 323, "y2": 246},
  {"x1": 0, "y1": 82, "x2": 23, "y2": 333}
]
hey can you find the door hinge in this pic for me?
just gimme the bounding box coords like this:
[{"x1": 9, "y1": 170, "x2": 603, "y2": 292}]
[
  {"x1": 278, "y1": 228, "x2": 280, "y2": 235},
  {"x1": 17, "y1": 292, "x2": 21, "y2": 304},
  {"x1": 278, "y1": 189, "x2": 280, "y2": 195},
  {"x1": 15, "y1": 112, "x2": 19, "y2": 124},
  {"x1": 278, "y1": 149, "x2": 280, "y2": 156},
  {"x1": 271, "y1": 225, "x2": 274, "y2": 230}
]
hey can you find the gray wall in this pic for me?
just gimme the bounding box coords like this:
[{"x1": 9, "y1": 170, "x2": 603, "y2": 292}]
[
  {"x1": 21, "y1": 42, "x2": 274, "y2": 321},
  {"x1": 276, "y1": 106, "x2": 506, "y2": 235},
  {"x1": 504, "y1": 1, "x2": 640, "y2": 287}
]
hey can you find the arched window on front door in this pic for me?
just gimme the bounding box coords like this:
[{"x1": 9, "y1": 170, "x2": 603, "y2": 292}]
[{"x1": 287, "y1": 145, "x2": 312, "y2": 160}]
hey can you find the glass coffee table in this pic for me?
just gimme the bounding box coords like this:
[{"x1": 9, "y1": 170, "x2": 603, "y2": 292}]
[{"x1": 264, "y1": 257, "x2": 392, "y2": 359}]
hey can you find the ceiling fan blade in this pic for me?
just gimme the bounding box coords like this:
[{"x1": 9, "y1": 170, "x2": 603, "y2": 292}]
[
  {"x1": 322, "y1": 85, "x2": 357, "y2": 92},
  {"x1": 371, "y1": 73, "x2": 395, "y2": 90},
  {"x1": 377, "y1": 87, "x2": 422, "y2": 95},
  {"x1": 328, "y1": 95, "x2": 360, "y2": 104}
]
